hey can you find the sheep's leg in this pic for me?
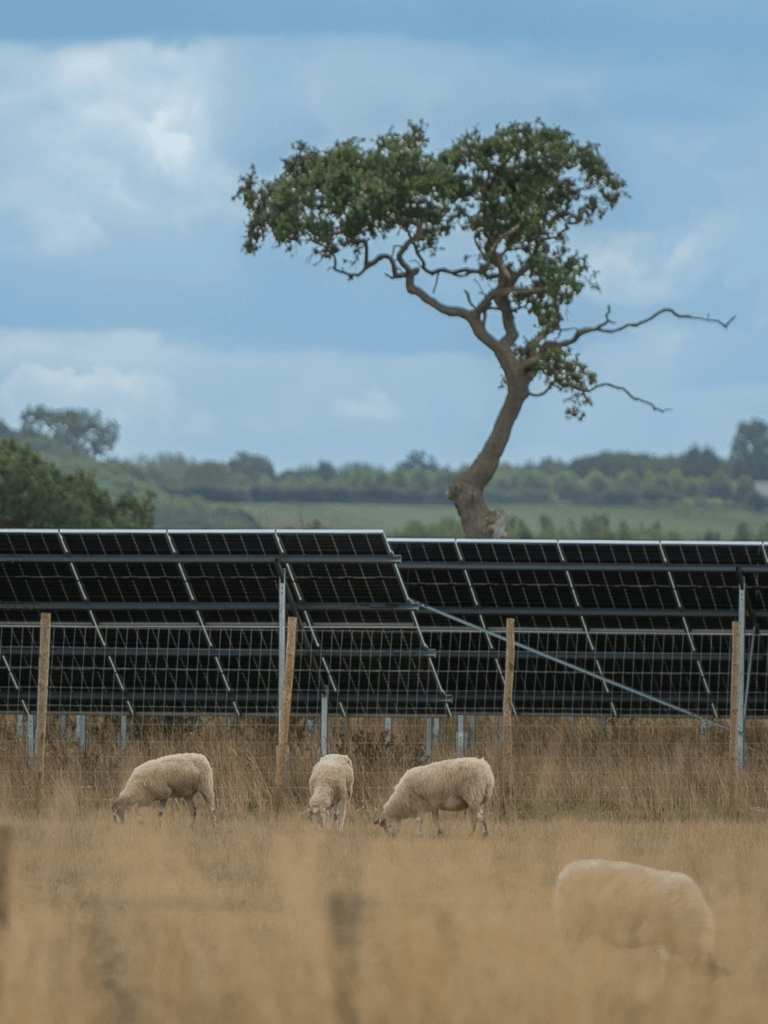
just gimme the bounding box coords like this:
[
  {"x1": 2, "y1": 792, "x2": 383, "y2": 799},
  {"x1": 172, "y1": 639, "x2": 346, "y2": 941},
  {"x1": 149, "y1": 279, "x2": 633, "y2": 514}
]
[
  {"x1": 431, "y1": 810, "x2": 443, "y2": 836},
  {"x1": 157, "y1": 800, "x2": 167, "y2": 825},
  {"x1": 135, "y1": 806, "x2": 143, "y2": 824},
  {"x1": 209, "y1": 803, "x2": 218, "y2": 829},
  {"x1": 472, "y1": 807, "x2": 489, "y2": 837},
  {"x1": 416, "y1": 814, "x2": 423, "y2": 837},
  {"x1": 337, "y1": 798, "x2": 348, "y2": 831},
  {"x1": 186, "y1": 797, "x2": 197, "y2": 827}
]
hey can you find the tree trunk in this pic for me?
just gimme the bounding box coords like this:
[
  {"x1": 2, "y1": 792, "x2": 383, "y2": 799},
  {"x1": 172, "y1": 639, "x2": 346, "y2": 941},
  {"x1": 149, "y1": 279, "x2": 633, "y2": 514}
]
[{"x1": 447, "y1": 373, "x2": 528, "y2": 539}]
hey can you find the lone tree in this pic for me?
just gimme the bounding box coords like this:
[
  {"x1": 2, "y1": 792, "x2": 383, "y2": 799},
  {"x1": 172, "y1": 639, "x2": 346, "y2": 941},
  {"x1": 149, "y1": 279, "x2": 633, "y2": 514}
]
[{"x1": 234, "y1": 120, "x2": 732, "y2": 538}]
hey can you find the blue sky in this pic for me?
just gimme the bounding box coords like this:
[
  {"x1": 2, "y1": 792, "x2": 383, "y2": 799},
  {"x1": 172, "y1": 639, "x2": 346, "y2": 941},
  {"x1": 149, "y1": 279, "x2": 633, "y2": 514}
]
[{"x1": 1, "y1": 0, "x2": 765, "y2": 469}]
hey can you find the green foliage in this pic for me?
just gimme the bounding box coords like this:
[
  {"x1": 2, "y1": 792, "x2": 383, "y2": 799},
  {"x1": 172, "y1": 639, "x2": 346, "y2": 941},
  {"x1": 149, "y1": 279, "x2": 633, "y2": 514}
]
[
  {"x1": 0, "y1": 440, "x2": 154, "y2": 528},
  {"x1": 730, "y1": 419, "x2": 768, "y2": 480},
  {"x1": 393, "y1": 516, "x2": 463, "y2": 538},
  {"x1": 235, "y1": 120, "x2": 628, "y2": 417},
  {"x1": 20, "y1": 404, "x2": 119, "y2": 458},
  {"x1": 228, "y1": 451, "x2": 276, "y2": 482}
]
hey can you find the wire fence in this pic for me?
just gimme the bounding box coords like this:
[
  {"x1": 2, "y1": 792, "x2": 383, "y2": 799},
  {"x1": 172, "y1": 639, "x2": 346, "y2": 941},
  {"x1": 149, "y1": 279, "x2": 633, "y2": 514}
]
[{"x1": 1, "y1": 615, "x2": 766, "y2": 815}]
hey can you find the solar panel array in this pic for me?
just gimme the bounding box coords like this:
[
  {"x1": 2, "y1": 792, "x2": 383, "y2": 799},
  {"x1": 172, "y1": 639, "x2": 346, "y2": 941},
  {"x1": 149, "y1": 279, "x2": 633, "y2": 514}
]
[{"x1": 0, "y1": 529, "x2": 764, "y2": 721}]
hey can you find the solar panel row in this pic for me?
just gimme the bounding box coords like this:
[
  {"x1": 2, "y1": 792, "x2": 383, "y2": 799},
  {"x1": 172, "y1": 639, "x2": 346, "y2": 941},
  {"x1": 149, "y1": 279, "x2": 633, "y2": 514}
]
[{"x1": 0, "y1": 530, "x2": 763, "y2": 719}]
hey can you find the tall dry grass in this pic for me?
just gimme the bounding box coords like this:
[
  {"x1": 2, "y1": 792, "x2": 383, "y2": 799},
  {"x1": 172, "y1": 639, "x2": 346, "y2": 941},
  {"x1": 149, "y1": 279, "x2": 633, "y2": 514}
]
[
  {"x1": 2, "y1": 713, "x2": 768, "y2": 818},
  {"x1": 0, "y1": 801, "x2": 767, "y2": 1023},
  {"x1": 0, "y1": 714, "x2": 767, "y2": 1021}
]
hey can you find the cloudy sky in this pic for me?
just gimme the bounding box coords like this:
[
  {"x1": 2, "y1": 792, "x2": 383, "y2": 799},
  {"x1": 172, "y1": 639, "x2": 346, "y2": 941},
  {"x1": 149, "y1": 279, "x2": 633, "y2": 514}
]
[{"x1": 1, "y1": 0, "x2": 765, "y2": 470}]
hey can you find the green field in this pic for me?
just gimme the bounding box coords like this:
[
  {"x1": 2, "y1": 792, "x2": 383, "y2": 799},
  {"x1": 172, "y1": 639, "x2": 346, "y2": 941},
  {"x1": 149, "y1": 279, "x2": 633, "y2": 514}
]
[{"x1": 243, "y1": 499, "x2": 768, "y2": 540}]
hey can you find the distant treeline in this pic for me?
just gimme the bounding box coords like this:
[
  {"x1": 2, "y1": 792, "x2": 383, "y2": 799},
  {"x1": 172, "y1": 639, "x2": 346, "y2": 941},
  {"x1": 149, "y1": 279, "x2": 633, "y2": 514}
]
[
  {"x1": 117, "y1": 442, "x2": 766, "y2": 510},
  {"x1": 4, "y1": 407, "x2": 768, "y2": 529}
]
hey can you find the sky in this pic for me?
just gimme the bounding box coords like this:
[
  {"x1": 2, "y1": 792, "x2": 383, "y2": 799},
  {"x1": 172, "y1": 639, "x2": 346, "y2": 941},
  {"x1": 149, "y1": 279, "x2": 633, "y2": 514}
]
[{"x1": 1, "y1": 0, "x2": 766, "y2": 471}]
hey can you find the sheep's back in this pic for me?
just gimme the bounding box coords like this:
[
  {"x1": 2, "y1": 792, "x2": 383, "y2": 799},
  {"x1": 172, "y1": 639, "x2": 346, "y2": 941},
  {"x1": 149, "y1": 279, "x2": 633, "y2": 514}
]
[
  {"x1": 123, "y1": 754, "x2": 209, "y2": 801},
  {"x1": 387, "y1": 757, "x2": 493, "y2": 813},
  {"x1": 555, "y1": 860, "x2": 715, "y2": 960}
]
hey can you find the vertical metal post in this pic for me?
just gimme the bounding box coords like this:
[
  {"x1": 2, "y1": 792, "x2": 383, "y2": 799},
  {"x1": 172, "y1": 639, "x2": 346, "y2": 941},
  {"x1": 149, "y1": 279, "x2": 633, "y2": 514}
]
[
  {"x1": 384, "y1": 717, "x2": 392, "y2": 750},
  {"x1": 737, "y1": 581, "x2": 747, "y2": 770},
  {"x1": 503, "y1": 618, "x2": 515, "y2": 812},
  {"x1": 25, "y1": 714, "x2": 35, "y2": 767},
  {"x1": 34, "y1": 612, "x2": 52, "y2": 807},
  {"x1": 118, "y1": 715, "x2": 128, "y2": 751},
  {"x1": 425, "y1": 717, "x2": 433, "y2": 759},
  {"x1": 730, "y1": 620, "x2": 740, "y2": 773},
  {"x1": 698, "y1": 718, "x2": 710, "y2": 745},
  {"x1": 277, "y1": 565, "x2": 286, "y2": 743},
  {"x1": 455, "y1": 715, "x2": 465, "y2": 757},
  {"x1": 16, "y1": 715, "x2": 23, "y2": 739},
  {"x1": 57, "y1": 715, "x2": 67, "y2": 742},
  {"x1": 321, "y1": 689, "x2": 329, "y2": 756},
  {"x1": 75, "y1": 715, "x2": 87, "y2": 754}
]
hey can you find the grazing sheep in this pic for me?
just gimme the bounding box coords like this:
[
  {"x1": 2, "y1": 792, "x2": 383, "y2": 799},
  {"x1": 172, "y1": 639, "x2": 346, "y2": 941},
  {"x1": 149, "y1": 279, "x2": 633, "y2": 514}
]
[
  {"x1": 112, "y1": 753, "x2": 217, "y2": 829},
  {"x1": 374, "y1": 756, "x2": 494, "y2": 837},
  {"x1": 299, "y1": 753, "x2": 354, "y2": 830},
  {"x1": 554, "y1": 859, "x2": 725, "y2": 973}
]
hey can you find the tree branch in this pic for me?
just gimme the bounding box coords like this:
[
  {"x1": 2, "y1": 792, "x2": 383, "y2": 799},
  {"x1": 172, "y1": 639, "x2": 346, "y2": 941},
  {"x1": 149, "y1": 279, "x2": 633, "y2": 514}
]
[
  {"x1": 552, "y1": 306, "x2": 735, "y2": 349},
  {"x1": 584, "y1": 381, "x2": 671, "y2": 412}
]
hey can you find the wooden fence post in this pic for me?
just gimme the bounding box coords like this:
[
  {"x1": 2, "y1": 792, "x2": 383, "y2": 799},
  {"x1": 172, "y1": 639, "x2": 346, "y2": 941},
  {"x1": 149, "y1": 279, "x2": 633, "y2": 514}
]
[
  {"x1": 274, "y1": 617, "x2": 297, "y2": 811},
  {"x1": 503, "y1": 618, "x2": 515, "y2": 813},
  {"x1": 34, "y1": 613, "x2": 52, "y2": 809},
  {"x1": 329, "y1": 891, "x2": 361, "y2": 1024}
]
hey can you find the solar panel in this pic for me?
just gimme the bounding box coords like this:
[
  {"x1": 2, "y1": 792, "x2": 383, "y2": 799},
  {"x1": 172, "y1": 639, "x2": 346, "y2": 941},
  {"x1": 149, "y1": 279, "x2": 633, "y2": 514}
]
[{"x1": 0, "y1": 530, "x2": 764, "y2": 721}]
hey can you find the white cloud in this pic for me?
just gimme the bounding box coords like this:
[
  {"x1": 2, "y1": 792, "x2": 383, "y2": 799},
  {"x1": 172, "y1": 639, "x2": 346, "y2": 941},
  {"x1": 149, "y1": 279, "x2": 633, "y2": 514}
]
[
  {"x1": 0, "y1": 39, "x2": 231, "y2": 255},
  {"x1": 580, "y1": 210, "x2": 741, "y2": 309},
  {"x1": 332, "y1": 389, "x2": 402, "y2": 420}
]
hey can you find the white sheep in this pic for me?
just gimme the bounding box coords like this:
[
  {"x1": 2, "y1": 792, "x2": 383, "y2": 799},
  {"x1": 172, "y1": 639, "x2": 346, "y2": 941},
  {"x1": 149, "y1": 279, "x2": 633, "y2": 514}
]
[
  {"x1": 554, "y1": 859, "x2": 725, "y2": 974},
  {"x1": 374, "y1": 756, "x2": 494, "y2": 837},
  {"x1": 299, "y1": 753, "x2": 354, "y2": 830},
  {"x1": 112, "y1": 753, "x2": 217, "y2": 829}
]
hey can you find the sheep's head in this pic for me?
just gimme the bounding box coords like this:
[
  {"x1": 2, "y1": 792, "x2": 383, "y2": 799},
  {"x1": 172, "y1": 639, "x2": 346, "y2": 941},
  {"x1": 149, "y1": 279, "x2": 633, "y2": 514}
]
[
  {"x1": 112, "y1": 798, "x2": 128, "y2": 824},
  {"x1": 299, "y1": 805, "x2": 326, "y2": 830},
  {"x1": 373, "y1": 814, "x2": 400, "y2": 836}
]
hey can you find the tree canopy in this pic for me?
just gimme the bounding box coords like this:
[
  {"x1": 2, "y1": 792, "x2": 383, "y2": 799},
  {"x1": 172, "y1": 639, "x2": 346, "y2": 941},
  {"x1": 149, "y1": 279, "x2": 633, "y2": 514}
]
[
  {"x1": 21, "y1": 404, "x2": 120, "y2": 459},
  {"x1": 235, "y1": 120, "x2": 732, "y2": 537},
  {"x1": 730, "y1": 419, "x2": 768, "y2": 480},
  {"x1": 0, "y1": 440, "x2": 155, "y2": 528}
]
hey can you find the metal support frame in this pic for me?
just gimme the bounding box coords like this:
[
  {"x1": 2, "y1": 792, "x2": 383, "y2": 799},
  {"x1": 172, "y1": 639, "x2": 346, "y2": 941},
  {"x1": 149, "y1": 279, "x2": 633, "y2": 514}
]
[
  {"x1": 26, "y1": 713, "x2": 35, "y2": 766},
  {"x1": 166, "y1": 532, "x2": 238, "y2": 716},
  {"x1": 557, "y1": 541, "x2": 616, "y2": 716},
  {"x1": 118, "y1": 715, "x2": 128, "y2": 751},
  {"x1": 386, "y1": 536, "x2": 450, "y2": 715},
  {"x1": 412, "y1": 600, "x2": 730, "y2": 729},
  {"x1": 75, "y1": 715, "x2": 87, "y2": 754},
  {"x1": 736, "y1": 577, "x2": 747, "y2": 770},
  {"x1": 320, "y1": 690, "x2": 329, "y2": 756},
  {"x1": 455, "y1": 715, "x2": 466, "y2": 757},
  {"x1": 278, "y1": 564, "x2": 286, "y2": 736},
  {"x1": 659, "y1": 541, "x2": 716, "y2": 716}
]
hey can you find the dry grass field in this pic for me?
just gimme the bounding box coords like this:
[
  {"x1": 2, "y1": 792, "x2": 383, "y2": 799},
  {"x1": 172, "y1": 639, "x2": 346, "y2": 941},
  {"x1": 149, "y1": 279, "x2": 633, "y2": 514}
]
[{"x1": 1, "y1": 717, "x2": 768, "y2": 1023}]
